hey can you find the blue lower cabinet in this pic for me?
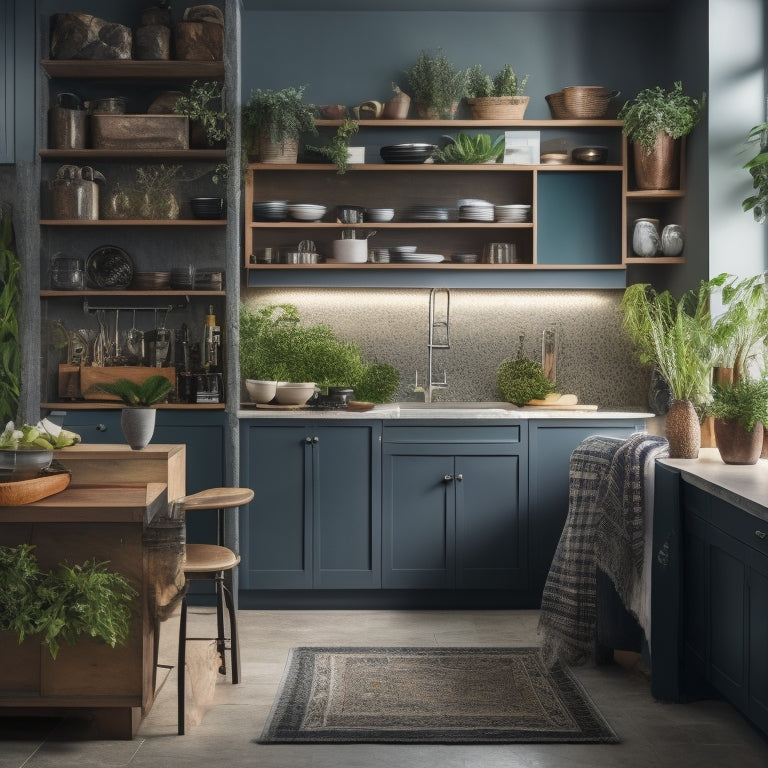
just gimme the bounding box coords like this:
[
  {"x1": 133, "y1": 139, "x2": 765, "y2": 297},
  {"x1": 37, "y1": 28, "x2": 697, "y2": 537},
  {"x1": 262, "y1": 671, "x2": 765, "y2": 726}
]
[
  {"x1": 527, "y1": 419, "x2": 645, "y2": 600},
  {"x1": 239, "y1": 421, "x2": 381, "y2": 590},
  {"x1": 382, "y1": 424, "x2": 527, "y2": 590}
]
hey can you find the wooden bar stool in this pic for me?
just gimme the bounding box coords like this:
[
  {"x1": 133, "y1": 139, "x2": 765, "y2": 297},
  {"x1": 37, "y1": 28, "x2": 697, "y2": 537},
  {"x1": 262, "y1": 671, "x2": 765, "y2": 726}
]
[{"x1": 177, "y1": 487, "x2": 254, "y2": 735}]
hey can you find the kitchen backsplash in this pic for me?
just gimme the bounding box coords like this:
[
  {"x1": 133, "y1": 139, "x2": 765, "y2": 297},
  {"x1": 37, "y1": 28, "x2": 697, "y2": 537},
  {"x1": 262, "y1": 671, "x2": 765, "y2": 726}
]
[{"x1": 240, "y1": 288, "x2": 652, "y2": 410}]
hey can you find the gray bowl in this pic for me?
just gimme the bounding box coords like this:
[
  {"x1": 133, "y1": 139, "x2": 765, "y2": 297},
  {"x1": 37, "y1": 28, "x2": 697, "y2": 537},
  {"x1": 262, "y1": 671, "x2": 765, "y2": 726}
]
[{"x1": 0, "y1": 447, "x2": 54, "y2": 480}]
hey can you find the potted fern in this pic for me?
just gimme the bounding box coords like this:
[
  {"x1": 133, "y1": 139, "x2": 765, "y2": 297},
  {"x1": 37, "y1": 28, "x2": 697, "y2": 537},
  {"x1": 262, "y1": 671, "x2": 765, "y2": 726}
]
[
  {"x1": 618, "y1": 80, "x2": 706, "y2": 190},
  {"x1": 405, "y1": 49, "x2": 468, "y2": 120},
  {"x1": 94, "y1": 375, "x2": 174, "y2": 450},
  {"x1": 172, "y1": 80, "x2": 229, "y2": 149},
  {"x1": 242, "y1": 85, "x2": 317, "y2": 163},
  {"x1": 466, "y1": 64, "x2": 530, "y2": 119},
  {"x1": 708, "y1": 376, "x2": 768, "y2": 465}
]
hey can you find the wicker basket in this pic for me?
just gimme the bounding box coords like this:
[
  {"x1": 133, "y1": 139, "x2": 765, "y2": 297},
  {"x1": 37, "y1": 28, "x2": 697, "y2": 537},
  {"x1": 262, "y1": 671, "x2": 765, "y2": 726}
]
[
  {"x1": 546, "y1": 87, "x2": 619, "y2": 119},
  {"x1": 466, "y1": 96, "x2": 530, "y2": 120}
]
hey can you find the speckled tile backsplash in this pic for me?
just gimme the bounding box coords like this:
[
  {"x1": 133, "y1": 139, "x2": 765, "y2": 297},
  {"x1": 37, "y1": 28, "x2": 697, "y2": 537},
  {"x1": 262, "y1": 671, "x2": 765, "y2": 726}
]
[{"x1": 240, "y1": 288, "x2": 652, "y2": 409}]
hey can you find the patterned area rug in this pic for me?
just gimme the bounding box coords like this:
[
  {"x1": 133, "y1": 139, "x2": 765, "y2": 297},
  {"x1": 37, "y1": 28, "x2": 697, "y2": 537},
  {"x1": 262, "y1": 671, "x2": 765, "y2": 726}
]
[{"x1": 258, "y1": 647, "x2": 618, "y2": 744}]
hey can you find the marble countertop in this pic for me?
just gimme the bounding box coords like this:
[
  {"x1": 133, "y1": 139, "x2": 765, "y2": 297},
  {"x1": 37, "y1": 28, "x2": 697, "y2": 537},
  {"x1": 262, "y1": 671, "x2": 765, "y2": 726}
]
[
  {"x1": 237, "y1": 401, "x2": 653, "y2": 421},
  {"x1": 659, "y1": 448, "x2": 768, "y2": 521}
]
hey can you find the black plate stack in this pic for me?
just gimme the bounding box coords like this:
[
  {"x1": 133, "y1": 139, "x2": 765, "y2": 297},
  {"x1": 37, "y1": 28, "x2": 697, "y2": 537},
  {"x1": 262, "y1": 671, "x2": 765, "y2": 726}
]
[{"x1": 379, "y1": 143, "x2": 436, "y2": 164}]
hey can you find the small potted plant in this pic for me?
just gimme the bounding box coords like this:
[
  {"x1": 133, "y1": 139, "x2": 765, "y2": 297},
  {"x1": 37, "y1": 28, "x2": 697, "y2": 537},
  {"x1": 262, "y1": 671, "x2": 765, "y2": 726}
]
[
  {"x1": 708, "y1": 376, "x2": 768, "y2": 464},
  {"x1": 433, "y1": 132, "x2": 505, "y2": 164},
  {"x1": 172, "y1": 80, "x2": 229, "y2": 149},
  {"x1": 242, "y1": 85, "x2": 317, "y2": 163},
  {"x1": 465, "y1": 64, "x2": 530, "y2": 119},
  {"x1": 305, "y1": 118, "x2": 361, "y2": 174},
  {"x1": 405, "y1": 49, "x2": 468, "y2": 120},
  {"x1": 618, "y1": 80, "x2": 706, "y2": 189},
  {"x1": 94, "y1": 374, "x2": 174, "y2": 450}
]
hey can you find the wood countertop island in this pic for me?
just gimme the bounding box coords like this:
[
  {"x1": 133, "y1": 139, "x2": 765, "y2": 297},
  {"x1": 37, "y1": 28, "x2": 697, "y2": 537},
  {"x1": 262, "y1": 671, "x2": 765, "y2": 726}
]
[{"x1": 0, "y1": 445, "x2": 187, "y2": 739}]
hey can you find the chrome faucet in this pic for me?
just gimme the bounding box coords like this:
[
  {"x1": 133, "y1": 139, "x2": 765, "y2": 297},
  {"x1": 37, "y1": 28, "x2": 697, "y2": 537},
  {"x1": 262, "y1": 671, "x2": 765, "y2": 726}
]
[{"x1": 414, "y1": 288, "x2": 450, "y2": 403}]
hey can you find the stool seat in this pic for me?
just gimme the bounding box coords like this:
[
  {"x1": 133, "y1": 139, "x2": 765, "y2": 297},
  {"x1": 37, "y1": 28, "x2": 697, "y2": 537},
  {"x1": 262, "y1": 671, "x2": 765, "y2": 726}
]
[
  {"x1": 179, "y1": 487, "x2": 254, "y2": 511},
  {"x1": 184, "y1": 543, "x2": 240, "y2": 573}
]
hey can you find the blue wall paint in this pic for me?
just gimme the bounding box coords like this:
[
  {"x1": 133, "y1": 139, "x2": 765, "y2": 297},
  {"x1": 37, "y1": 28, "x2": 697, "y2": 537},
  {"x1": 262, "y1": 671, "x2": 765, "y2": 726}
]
[{"x1": 241, "y1": 10, "x2": 670, "y2": 117}]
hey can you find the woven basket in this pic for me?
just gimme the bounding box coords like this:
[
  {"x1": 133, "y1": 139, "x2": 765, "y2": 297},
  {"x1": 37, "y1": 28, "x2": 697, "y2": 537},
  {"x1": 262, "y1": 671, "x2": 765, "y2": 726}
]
[
  {"x1": 466, "y1": 96, "x2": 529, "y2": 120},
  {"x1": 546, "y1": 87, "x2": 619, "y2": 119}
]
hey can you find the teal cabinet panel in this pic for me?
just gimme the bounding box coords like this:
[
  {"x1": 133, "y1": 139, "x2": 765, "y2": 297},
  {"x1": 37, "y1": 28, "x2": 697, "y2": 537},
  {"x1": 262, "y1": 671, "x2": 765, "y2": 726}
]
[
  {"x1": 239, "y1": 421, "x2": 381, "y2": 590},
  {"x1": 528, "y1": 419, "x2": 645, "y2": 599}
]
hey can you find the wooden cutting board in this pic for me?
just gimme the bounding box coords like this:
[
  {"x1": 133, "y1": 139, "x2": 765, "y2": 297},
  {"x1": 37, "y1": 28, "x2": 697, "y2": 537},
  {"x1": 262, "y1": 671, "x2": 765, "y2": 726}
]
[
  {"x1": 0, "y1": 467, "x2": 71, "y2": 506},
  {"x1": 526, "y1": 393, "x2": 598, "y2": 410}
]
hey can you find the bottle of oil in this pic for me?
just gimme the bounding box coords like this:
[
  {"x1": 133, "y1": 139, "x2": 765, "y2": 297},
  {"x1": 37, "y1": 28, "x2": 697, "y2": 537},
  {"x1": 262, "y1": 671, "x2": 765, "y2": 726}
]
[{"x1": 202, "y1": 305, "x2": 221, "y2": 372}]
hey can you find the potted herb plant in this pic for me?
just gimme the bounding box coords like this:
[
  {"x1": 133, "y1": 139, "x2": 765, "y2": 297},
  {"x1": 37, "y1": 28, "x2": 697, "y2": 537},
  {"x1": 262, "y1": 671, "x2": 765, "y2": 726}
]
[
  {"x1": 405, "y1": 49, "x2": 468, "y2": 120},
  {"x1": 242, "y1": 85, "x2": 317, "y2": 164},
  {"x1": 708, "y1": 376, "x2": 768, "y2": 464},
  {"x1": 465, "y1": 63, "x2": 530, "y2": 119},
  {"x1": 620, "y1": 278, "x2": 718, "y2": 458},
  {"x1": 433, "y1": 132, "x2": 505, "y2": 164},
  {"x1": 305, "y1": 118, "x2": 361, "y2": 174},
  {"x1": 93, "y1": 374, "x2": 174, "y2": 450},
  {"x1": 618, "y1": 80, "x2": 706, "y2": 190},
  {"x1": 172, "y1": 80, "x2": 229, "y2": 149}
]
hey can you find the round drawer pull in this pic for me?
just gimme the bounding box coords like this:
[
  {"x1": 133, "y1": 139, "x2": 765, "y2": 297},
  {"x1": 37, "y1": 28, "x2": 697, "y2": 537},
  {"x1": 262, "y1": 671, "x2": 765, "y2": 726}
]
[{"x1": 96, "y1": 423, "x2": 108, "y2": 432}]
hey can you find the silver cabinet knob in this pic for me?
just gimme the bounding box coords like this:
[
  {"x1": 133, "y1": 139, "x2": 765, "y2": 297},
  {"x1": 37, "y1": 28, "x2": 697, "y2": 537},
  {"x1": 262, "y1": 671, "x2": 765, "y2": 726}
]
[
  {"x1": 455, "y1": 473, "x2": 463, "y2": 482},
  {"x1": 443, "y1": 474, "x2": 453, "y2": 482},
  {"x1": 756, "y1": 530, "x2": 766, "y2": 540}
]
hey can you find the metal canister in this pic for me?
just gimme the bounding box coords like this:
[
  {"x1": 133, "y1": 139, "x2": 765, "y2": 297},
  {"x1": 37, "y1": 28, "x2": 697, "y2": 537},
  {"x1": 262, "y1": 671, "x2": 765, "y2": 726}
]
[
  {"x1": 50, "y1": 165, "x2": 105, "y2": 220},
  {"x1": 48, "y1": 92, "x2": 86, "y2": 150}
]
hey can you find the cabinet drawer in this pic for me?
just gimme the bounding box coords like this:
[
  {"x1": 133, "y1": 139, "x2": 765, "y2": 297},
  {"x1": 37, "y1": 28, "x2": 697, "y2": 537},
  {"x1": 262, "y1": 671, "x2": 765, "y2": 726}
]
[
  {"x1": 711, "y1": 496, "x2": 768, "y2": 559},
  {"x1": 383, "y1": 425, "x2": 523, "y2": 445}
]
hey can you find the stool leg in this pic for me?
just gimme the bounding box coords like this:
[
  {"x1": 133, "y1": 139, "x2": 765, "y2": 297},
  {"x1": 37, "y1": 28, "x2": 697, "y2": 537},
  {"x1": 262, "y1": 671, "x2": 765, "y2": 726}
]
[
  {"x1": 215, "y1": 572, "x2": 227, "y2": 675},
  {"x1": 222, "y1": 571, "x2": 240, "y2": 684},
  {"x1": 178, "y1": 595, "x2": 188, "y2": 736}
]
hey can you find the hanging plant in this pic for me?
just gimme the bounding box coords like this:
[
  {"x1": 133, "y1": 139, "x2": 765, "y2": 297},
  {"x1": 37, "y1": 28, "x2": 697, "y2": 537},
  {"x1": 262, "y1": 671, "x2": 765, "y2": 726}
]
[{"x1": 742, "y1": 102, "x2": 768, "y2": 223}]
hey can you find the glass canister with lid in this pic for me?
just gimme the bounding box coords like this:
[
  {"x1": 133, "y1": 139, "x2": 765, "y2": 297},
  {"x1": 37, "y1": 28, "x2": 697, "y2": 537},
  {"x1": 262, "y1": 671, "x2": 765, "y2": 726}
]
[{"x1": 49, "y1": 253, "x2": 84, "y2": 290}]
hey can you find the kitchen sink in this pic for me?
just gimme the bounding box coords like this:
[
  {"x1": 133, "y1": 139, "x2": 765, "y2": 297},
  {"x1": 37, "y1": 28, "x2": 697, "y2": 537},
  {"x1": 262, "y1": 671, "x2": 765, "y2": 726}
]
[{"x1": 375, "y1": 401, "x2": 525, "y2": 418}]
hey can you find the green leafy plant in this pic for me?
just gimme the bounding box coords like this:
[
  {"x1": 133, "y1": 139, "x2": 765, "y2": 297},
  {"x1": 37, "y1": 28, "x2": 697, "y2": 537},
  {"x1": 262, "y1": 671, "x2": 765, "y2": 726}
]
[
  {"x1": 466, "y1": 64, "x2": 529, "y2": 98},
  {"x1": 618, "y1": 81, "x2": 706, "y2": 152},
  {"x1": 405, "y1": 48, "x2": 468, "y2": 119},
  {"x1": 619, "y1": 278, "x2": 721, "y2": 405},
  {"x1": 242, "y1": 85, "x2": 317, "y2": 155},
  {"x1": 353, "y1": 362, "x2": 401, "y2": 404},
  {"x1": 94, "y1": 375, "x2": 174, "y2": 407},
  {"x1": 239, "y1": 303, "x2": 399, "y2": 400},
  {"x1": 496, "y1": 337, "x2": 556, "y2": 406},
  {"x1": 306, "y1": 118, "x2": 360, "y2": 174},
  {"x1": 172, "y1": 80, "x2": 230, "y2": 146},
  {"x1": 708, "y1": 377, "x2": 768, "y2": 432},
  {"x1": 433, "y1": 132, "x2": 504, "y2": 164},
  {"x1": 742, "y1": 112, "x2": 768, "y2": 223},
  {"x1": 0, "y1": 202, "x2": 20, "y2": 424},
  {"x1": 0, "y1": 544, "x2": 137, "y2": 659},
  {"x1": 710, "y1": 272, "x2": 768, "y2": 381}
]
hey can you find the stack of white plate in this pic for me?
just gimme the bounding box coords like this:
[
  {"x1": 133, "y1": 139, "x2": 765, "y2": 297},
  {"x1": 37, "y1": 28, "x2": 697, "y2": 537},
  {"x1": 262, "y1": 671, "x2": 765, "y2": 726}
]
[
  {"x1": 390, "y1": 245, "x2": 417, "y2": 255},
  {"x1": 369, "y1": 248, "x2": 390, "y2": 263},
  {"x1": 451, "y1": 252, "x2": 479, "y2": 264},
  {"x1": 459, "y1": 203, "x2": 494, "y2": 222},
  {"x1": 365, "y1": 208, "x2": 395, "y2": 222},
  {"x1": 405, "y1": 205, "x2": 450, "y2": 222},
  {"x1": 287, "y1": 203, "x2": 327, "y2": 222},
  {"x1": 392, "y1": 252, "x2": 444, "y2": 263},
  {"x1": 495, "y1": 204, "x2": 532, "y2": 223},
  {"x1": 252, "y1": 200, "x2": 287, "y2": 221}
]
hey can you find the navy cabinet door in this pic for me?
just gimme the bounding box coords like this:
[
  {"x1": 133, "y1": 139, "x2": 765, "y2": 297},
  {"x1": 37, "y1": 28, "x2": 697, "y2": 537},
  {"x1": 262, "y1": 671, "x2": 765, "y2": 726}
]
[
  {"x1": 456, "y1": 453, "x2": 526, "y2": 590},
  {"x1": 313, "y1": 424, "x2": 381, "y2": 589},
  {"x1": 240, "y1": 422, "x2": 381, "y2": 590},
  {"x1": 528, "y1": 419, "x2": 645, "y2": 600},
  {"x1": 382, "y1": 453, "x2": 455, "y2": 589},
  {"x1": 747, "y1": 551, "x2": 768, "y2": 733}
]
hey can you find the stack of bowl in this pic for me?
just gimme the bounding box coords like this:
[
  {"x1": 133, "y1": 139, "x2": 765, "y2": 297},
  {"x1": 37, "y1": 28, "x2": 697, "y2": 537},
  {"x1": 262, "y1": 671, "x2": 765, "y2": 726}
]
[
  {"x1": 380, "y1": 144, "x2": 436, "y2": 164},
  {"x1": 252, "y1": 200, "x2": 287, "y2": 222},
  {"x1": 365, "y1": 207, "x2": 395, "y2": 222},
  {"x1": 287, "y1": 203, "x2": 326, "y2": 222},
  {"x1": 133, "y1": 271, "x2": 171, "y2": 289},
  {"x1": 190, "y1": 197, "x2": 224, "y2": 219}
]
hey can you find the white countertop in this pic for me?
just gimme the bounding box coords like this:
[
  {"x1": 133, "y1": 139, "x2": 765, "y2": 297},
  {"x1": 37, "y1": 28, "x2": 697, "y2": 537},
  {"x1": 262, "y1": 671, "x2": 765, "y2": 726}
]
[
  {"x1": 237, "y1": 401, "x2": 653, "y2": 421},
  {"x1": 659, "y1": 448, "x2": 768, "y2": 521}
]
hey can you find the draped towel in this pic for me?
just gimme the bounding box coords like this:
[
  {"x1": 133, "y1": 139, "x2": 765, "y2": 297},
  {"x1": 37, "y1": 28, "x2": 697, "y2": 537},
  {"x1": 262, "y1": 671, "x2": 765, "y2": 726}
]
[{"x1": 538, "y1": 433, "x2": 668, "y2": 667}]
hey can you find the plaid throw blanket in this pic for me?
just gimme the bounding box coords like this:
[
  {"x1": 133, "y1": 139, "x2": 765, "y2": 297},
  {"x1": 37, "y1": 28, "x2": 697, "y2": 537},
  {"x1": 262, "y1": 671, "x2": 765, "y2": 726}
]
[{"x1": 538, "y1": 433, "x2": 668, "y2": 667}]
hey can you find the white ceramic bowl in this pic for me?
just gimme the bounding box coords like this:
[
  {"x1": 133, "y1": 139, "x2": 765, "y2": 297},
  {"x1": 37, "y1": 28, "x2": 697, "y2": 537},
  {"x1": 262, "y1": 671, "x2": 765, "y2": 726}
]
[
  {"x1": 275, "y1": 382, "x2": 316, "y2": 405},
  {"x1": 331, "y1": 239, "x2": 368, "y2": 263},
  {"x1": 287, "y1": 204, "x2": 326, "y2": 221},
  {"x1": 245, "y1": 379, "x2": 277, "y2": 404},
  {"x1": 365, "y1": 208, "x2": 395, "y2": 222}
]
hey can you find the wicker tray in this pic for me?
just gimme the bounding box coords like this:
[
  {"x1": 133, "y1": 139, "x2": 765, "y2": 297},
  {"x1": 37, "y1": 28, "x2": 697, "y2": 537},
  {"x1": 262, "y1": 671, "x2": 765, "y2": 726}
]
[{"x1": 0, "y1": 463, "x2": 71, "y2": 506}]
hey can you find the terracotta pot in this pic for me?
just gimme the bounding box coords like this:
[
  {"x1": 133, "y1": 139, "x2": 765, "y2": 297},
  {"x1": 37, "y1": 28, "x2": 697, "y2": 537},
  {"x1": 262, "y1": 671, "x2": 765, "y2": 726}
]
[
  {"x1": 714, "y1": 417, "x2": 764, "y2": 465},
  {"x1": 632, "y1": 133, "x2": 681, "y2": 190},
  {"x1": 665, "y1": 399, "x2": 700, "y2": 459}
]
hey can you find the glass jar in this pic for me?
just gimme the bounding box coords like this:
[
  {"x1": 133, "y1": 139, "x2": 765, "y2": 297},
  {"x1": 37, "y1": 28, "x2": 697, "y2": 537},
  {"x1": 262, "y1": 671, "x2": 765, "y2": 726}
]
[{"x1": 49, "y1": 254, "x2": 84, "y2": 290}]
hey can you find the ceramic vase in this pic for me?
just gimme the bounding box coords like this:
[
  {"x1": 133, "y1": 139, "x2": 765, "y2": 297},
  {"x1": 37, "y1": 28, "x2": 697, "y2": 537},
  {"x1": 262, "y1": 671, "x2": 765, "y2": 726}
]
[
  {"x1": 661, "y1": 224, "x2": 685, "y2": 257},
  {"x1": 632, "y1": 133, "x2": 681, "y2": 190},
  {"x1": 714, "y1": 418, "x2": 764, "y2": 465},
  {"x1": 665, "y1": 399, "x2": 700, "y2": 459},
  {"x1": 121, "y1": 407, "x2": 156, "y2": 450},
  {"x1": 632, "y1": 218, "x2": 661, "y2": 257}
]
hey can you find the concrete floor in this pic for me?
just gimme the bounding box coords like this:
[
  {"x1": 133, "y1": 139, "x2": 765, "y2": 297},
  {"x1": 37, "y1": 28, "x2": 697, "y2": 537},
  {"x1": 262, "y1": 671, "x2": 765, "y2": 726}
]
[{"x1": 2, "y1": 608, "x2": 768, "y2": 768}]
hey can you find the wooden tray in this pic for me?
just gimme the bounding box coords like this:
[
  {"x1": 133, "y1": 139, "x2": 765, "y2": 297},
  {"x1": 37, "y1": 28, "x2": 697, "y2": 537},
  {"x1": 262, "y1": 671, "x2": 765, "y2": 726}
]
[{"x1": 0, "y1": 464, "x2": 71, "y2": 506}]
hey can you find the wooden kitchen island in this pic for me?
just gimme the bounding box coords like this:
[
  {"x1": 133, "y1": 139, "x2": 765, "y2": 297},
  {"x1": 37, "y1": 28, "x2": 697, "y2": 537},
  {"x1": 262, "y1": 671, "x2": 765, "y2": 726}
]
[{"x1": 0, "y1": 445, "x2": 186, "y2": 739}]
